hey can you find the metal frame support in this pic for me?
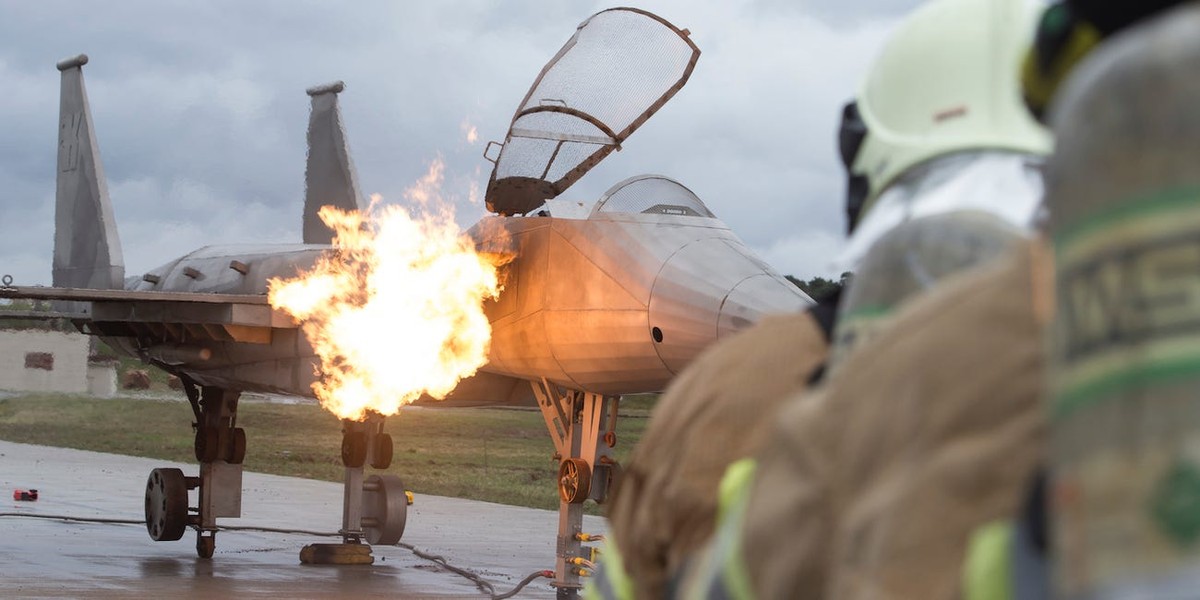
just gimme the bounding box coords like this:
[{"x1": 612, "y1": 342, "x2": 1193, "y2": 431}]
[
  {"x1": 531, "y1": 379, "x2": 620, "y2": 598},
  {"x1": 340, "y1": 413, "x2": 385, "y2": 544},
  {"x1": 189, "y1": 383, "x2": 243, "y2": 557}
]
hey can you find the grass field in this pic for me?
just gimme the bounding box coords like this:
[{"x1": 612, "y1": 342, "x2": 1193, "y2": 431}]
[{"x1": 0, "y1": 392, "x2": 653, "y2": 513}]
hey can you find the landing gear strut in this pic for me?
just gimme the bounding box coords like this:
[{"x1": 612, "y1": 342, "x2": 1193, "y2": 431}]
[
  {"x1": 338, "y1": 413, "x2": 407, "y2": 546},
  {"x1": 143, "y1": 380, "x2": 244, "y2": 558},
  {"x1": 531, "y1": 380, "x2": 621, "y2": 599},
  {"x1": 301, "y1": 412, "x2": 408, "y2": 565}
]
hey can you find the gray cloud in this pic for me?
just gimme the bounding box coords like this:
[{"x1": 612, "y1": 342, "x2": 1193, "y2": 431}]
[
  {"x1": 0, "y1": 0, "x2": 898, "y2": 287},
  {"x1": 750, "y1": 0, "x2": 924, "y2": 26}
]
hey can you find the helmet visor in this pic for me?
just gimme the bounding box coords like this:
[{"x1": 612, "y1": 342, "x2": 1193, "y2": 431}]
[{"x1": 834, "y1": 150, "x2": 1045, "y2": 273}]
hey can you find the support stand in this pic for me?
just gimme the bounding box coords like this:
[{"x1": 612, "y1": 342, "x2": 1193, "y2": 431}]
[
  {"x1": 339, "y1": 413, "x2": 387, "y2": 544},
  {"x1": 531, "y1": 380, "x2": 621, "y2": 598},
  {"x1": 301, "y1": 411, "x2": 406, "y2": 565}
]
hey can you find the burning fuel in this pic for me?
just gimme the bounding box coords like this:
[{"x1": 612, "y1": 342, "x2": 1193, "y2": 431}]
[{"x1": 269, "y1": 160, "x2": 508, "y2": 421}]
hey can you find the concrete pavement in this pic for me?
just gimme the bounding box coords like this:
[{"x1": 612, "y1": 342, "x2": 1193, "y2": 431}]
[{"x1": 0, "y1": 440, "x2": 607, "y2": 598}]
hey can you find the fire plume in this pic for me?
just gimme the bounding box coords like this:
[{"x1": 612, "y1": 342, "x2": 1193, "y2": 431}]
[{"x1": 269, "y1": 162, "x2": 506, "y2": 421}]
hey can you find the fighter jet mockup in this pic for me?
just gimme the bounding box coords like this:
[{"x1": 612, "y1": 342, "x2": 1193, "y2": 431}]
[{"x1": 1, "y1": 9, "x2": 810, "y2": 592}]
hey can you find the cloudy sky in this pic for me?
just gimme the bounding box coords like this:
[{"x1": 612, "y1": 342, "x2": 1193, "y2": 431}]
[{"x1": 0, "y1": 1, "x2": 918, "y2": 287}]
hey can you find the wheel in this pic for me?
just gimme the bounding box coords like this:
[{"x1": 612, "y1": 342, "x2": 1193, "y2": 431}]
[
  {"x1": 228, "y1": 427, "x2": 247, "y2": 464},
  {"x1": 370, "y1": 433, "x2": 393, "y2": 469},
  {"x1": 145, "y1": 468, "x2": 188, "y2": 542},
  {"x1": 194, "y1": 427, "x2": 219, "y2": 463},
  {"x1": 342, "y1": 431, "x2": 368, "y2": 468},
  {"x1": 362, "y1": 474, "x2": 407, "y2": 544},
  {"x1": 558, "y1": 458, "x2": 591, "y2": 504},
  {"x1": 196, "y1": 534, "x2": 215, "y2": 559}
]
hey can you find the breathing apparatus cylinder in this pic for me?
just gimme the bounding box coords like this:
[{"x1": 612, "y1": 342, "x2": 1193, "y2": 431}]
[{"x1": 1045, "y1": 5, "x2": 1200, "y2": 597}]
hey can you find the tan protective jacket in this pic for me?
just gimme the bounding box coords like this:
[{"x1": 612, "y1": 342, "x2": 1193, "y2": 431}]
[
  {"x1": 741, "y1": 241, "x2": 1051, "y2": 599},
  {"x1": 607, "y1": 310, "x2": 829, "y2": 598}
]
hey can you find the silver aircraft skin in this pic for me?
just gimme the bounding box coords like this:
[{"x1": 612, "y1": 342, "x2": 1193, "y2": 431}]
[
  {"x1": 10, "y1": 9, "x2": 810, "y2": 592},
  {"x1": 474, "y1": 187, "x2": 807, "y2": 397}
]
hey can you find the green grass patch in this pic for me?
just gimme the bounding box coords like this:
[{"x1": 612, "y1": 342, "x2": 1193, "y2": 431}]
[{"x1": 0, "y1": 393, "x2": 649, "y2": 513}]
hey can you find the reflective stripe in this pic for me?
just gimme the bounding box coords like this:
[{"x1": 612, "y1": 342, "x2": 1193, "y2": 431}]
[
  {"x1": 676, "y1": 459, "x2": 758, "y2": 600},
  {"x1": 584, "y1": 538, "x2": 633, "y2": 600},
  {"x1": 717, "y1": 459, "x2": 758, "y2": 520},
  {"x1": 963, "y1": 521, "x2": 1015, "y2": 600}
]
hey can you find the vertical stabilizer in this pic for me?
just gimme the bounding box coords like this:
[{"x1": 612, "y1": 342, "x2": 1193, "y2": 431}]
[
  {"x1": 54, "y1": 54, "x2": 124, "y2": 289},
  {"x1": 303, "y1": 81, "x2": 364, "y2": 244}
]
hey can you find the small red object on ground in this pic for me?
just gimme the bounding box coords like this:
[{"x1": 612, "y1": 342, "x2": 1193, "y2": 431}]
[{"x1": 13, "y1": 489, "x2": 38, "y2": 501}]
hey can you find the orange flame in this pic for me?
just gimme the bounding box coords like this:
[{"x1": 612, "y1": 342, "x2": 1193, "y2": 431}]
[{"x1": 268, "y1": 160, "x2": 506, "y2": 421}]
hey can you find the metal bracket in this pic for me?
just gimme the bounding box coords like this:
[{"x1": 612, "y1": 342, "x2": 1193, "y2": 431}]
[
  {"x1": 532, "y1": 378, "x2": 570, "y2": 457},
  {"x1": 483, "y1": 140, "x2": 503, "y2": 164},
  {"x1": 180, "y1": 375, "x2": 202, "y2": 424}
]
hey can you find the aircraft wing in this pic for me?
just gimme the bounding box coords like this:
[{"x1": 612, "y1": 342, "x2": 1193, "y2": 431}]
[
  {"x1": 1, "y1": 283, "x2": 535, "y2": 404},
  {"x1": 0, "y1": 285, "x2": 295, "y2": 345}
]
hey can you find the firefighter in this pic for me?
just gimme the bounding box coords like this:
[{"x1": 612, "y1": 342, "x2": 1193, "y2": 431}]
[
  {"x1": 593, "y1": 275, "x2": 838, "y2": 599},
  {"x1": 672, "y1": 0, "x2": 1054, "y2": 597},
  {"x1": 828, "y1": 0, "x2": 1050, "y2": 366}
]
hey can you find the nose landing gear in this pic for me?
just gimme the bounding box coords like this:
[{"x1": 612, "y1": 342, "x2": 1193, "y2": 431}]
[{"x1": 532, "y1": 381, "x2": 623, "y2": 599}]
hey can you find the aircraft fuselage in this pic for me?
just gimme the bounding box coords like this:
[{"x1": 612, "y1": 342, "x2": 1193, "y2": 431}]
[
  {"x1": 98, "y1": 208, "x2": 810, "y2": 401},
  {"x1": 474, "y1": 211, "x2": 810, "y2": 395}
]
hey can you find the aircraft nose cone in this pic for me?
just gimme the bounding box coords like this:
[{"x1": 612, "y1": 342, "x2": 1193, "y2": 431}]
[
  {"x1": 718, "y1": 274, "x2": 812, "y2": 336},
  {"x1": 648, "y1": 238, "x2": 811, "y2": 374}
]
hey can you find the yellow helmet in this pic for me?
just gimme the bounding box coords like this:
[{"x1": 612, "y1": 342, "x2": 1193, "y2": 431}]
[{"x1": 844, "y1": 0, "x2": 1052, "y2": 229}]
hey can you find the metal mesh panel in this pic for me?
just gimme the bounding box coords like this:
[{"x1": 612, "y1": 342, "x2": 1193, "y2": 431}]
[
  {"x1": 519, "y1": 9, "x2": 697, "y2": 138},
  {"x1": 496, "y1": 112, "x2": 611, "y2": 180},
  {"x1": 592, "y1": 175, "x2": 714, "y2": 218},
  {"x1": 545, "y1": 142, "x2": 606, "y2": 183},
  {"x1": 485, "y1": 8, "x2": 700, "y2": 215}
]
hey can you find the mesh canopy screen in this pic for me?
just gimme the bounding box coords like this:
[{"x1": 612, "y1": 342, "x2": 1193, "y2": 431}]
[
  {"x1": 592, "y1": 175, "x2": 714, "y2": 218},
  {"x1": 485, "y1": 8, "x2": 700, "y2": 215},
  {"x1": 497, "y1": 112, "x2": 612, "y2": 182},
  {"x1": 519, "y1": 9, "x2": 696, "y2": 137}
]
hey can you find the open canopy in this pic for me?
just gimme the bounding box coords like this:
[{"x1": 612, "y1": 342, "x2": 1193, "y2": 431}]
[{"x1": 484, "y1": 8, "x2": 700, "y2": 215}]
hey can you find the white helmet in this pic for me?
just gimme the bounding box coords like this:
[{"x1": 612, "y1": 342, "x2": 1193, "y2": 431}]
[
  {"x1": 829, "y1": 0, "x2": 1054, "y2": 370},
  {"x1": 842, "y1": 0, "x2": 1052, "y2": 229}
]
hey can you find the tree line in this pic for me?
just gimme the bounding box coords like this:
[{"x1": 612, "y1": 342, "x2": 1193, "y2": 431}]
[{"x1": 786, "y1": 272, "x2": 852, "y2": 301}]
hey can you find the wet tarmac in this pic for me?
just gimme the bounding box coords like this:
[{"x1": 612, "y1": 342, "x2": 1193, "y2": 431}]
[{"x1": 0, "y1": 440, "x2": 606, "y2": 598}]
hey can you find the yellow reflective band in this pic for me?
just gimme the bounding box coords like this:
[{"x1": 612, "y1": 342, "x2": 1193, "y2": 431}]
[
  {"x1": 963, "y1": 520, "x2": 1015, "y2": 600},
  {"x1": 717, "y1": 458, "x2": 758, "y2": 520},
  {"x1": 717, "y1": 459, "x2": 758, "y2": 600},
  {"x1": 675, "y1": 459, "x2": 759, "y2": 599},
  {"x1": 583, "y1": 537, "x2": 633, "y2": 600}
]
